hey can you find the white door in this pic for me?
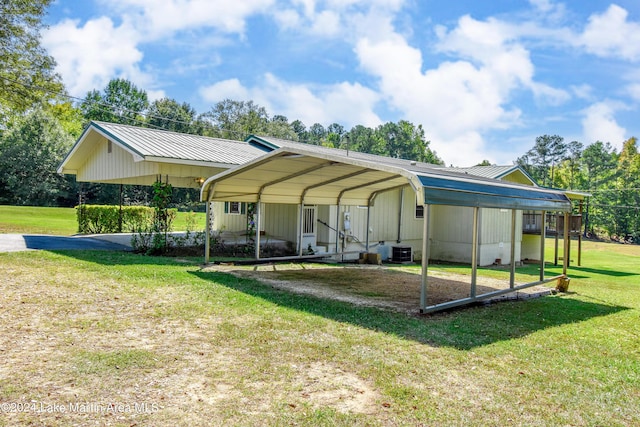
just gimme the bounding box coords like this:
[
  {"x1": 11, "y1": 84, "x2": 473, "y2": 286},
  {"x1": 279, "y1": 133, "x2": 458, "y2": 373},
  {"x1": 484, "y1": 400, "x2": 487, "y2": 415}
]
[{"x1": 301, "y1": 205, "x2": 317, "y2": 251}]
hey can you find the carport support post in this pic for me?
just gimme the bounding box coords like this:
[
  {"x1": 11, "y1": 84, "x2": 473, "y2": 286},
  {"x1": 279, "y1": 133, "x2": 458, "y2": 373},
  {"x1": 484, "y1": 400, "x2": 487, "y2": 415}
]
[
  {"x1": 204, "y1": 201, "x2": 211, "y2": 264},
  {"x1": 471, "y1": 207, "x2": 479, "y2": 298},
  {"x1": 335, "y1": 204, "x2": 341, "y2": 255},
  {"x1": 420, "y1": 205, "x2": 430, "y2": 312},
  {"x1": 539, "y1": 210, "x2": 546, "y2": 281},
  {"x1": 510, "y1": 209, "x2": 516, "y2": 289},
  {"x1": 563, "y1": 212, "x2": 570, "y2": 276},
  {"x1": 299, "y1": 202, "x2": 305, "y2": 257}
]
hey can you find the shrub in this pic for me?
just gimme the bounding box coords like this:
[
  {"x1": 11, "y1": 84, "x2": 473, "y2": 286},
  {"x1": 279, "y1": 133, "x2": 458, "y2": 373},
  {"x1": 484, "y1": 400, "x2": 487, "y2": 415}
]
[{"x1": 76, "y1": 205, "x2": 167, "y2": 234}]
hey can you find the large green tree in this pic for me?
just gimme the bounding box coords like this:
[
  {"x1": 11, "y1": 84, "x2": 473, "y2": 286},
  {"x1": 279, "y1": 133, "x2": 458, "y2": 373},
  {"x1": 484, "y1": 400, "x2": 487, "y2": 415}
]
[
  {"x1": 0, "y1": 0, "x2": 63, "y2": 124},
  {"x1": 517, "y1": 134, "x2": 566, "y2": 187},
  {"x1": 202, "y1": 99, "x2": 270, "y2": 139},
  {"x1": 0, "y1": 108, "x2": 75, "y2": 205},
  {"x1": 612, "y1": 137, "x2": 640, "y2": 238},
  {"x1": 147, "y1": 97, "x2": 197, "y2": 133},
  {"x1": 80, "y1": 78, "x2": 149, "y2": 126},
  {"x1": 373, "y1": 121, "x2": 442, "y2": 164}
]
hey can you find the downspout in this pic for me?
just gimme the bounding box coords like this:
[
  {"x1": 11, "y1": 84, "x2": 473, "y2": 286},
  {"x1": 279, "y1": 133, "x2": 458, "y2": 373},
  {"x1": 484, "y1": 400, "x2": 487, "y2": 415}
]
[
  {"x1": 365, "y1": 202, "x2": 371, "y2": 252},
  {"x1": 397, "y1": 187, "x2": 404, "y2": 243}
]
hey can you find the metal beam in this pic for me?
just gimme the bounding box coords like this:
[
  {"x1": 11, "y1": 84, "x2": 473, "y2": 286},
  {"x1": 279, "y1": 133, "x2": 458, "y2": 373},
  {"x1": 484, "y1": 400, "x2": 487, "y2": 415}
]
[
  {"x1": 539, "y1": 210, "x2": 546, "y2": 281},
  {"x1": 258, "y1": 162, "x2": 333, "y2": 195},
  {"x1": 300, "y1": 169, "x2": 372, "y2": 199},
  {"x1": 298, "y1": 202, "x2": 305, "y2": 257},
  {"x1": 563, "y1": 212, "x2": 570, "y2": 276},
  {"x1": 420, "y1": 205, "x2": 430, "y2": 313},
  {"x1": 205, "y1": 201, "x2": 211, "y2": 264},
  {"x1": 470, "y1": 207, "x2": 480, "y2": 298},
  {"x1": 254, "y1": 200, "x2": 261, "y2": 260},
  {"x1": 365, "y1": 203, "x2": 371, "y2": 252},
  {"x1": 421, "y1": 275, "x2": 564, "y2": 314},
  {"x1": 510, "y1": 209, "x2": 517, "y2": 289},
  {"x1": 336, "y1": 174, "x2": 403, "y2": 204}
]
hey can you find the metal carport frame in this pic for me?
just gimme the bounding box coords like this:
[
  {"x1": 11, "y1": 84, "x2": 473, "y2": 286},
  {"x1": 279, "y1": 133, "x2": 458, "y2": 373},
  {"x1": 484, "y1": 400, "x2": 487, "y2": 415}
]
[{"x1": 201, "y1": 145, "x2": 573, "y2": 313}]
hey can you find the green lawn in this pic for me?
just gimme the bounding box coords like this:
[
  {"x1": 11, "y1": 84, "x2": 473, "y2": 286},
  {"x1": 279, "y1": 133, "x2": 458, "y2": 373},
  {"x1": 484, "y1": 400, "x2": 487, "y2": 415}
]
[
  {"x1": 0, "y1": 205, "x2": 206, "y2": 235},
  {"x1": 0, "y1": 239, "x2": 637, "y2": 426}
]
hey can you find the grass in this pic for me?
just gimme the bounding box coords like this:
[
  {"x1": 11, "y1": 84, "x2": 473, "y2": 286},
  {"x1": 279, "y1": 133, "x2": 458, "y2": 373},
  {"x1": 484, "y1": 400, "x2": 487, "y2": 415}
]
[
  {"x1": 0, "y1": 205, "x2": 207, "y2": 235},
  {"x1": 0, "y1": 239, "x2": 638, "y2": 426}
]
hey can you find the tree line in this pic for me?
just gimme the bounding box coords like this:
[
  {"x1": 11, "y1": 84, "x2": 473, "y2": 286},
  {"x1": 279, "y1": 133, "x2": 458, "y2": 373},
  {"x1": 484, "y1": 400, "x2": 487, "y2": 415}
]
[
  {"x1": 517, "y1": 135, "x2": 640, "y2": 240},
  {"x1": 0, "y1": 0, "x2": 637, "y2": 240}
]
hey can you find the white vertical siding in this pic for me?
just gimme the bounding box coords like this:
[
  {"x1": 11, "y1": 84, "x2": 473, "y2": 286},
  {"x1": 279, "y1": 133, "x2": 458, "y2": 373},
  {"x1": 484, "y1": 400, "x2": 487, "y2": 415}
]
[
  {"x1": 77, "y1": 136, "x2": 158, "y2": 182},
  {"x1": 212, "y1": 202, "x2": 247, "y2": 232},
  {"x1": 264, "y1": 204, "x2": 299, "y2": 242}
]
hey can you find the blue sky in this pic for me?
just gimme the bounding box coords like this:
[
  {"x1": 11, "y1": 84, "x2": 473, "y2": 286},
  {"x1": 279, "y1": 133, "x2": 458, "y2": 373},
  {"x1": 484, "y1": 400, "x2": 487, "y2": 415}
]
[{"x1": 43, "y1": 0, "x2": 640, "y2": 166}]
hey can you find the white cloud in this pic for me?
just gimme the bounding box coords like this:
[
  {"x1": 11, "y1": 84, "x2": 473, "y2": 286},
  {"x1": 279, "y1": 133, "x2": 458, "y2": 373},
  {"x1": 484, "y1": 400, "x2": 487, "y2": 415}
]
[
  {"x1": 99, "y1": 0, "x2": 275, "y2": 39},
  {"x1": 199, "y1": 73, "x2": 381, "y2": 128},
  {"x1": 42, "y1": 17, "x2": 153, "y2": 96},
  {"x1": 581, "y1": 102, "x2": 627, "y2": 147},
  {"x1": 570, "y1": 84, "x2": 594, "y2": 101},
  {"x1": 579, "y1": 5, "x2": 640, "y2": 61},
  {"x1": 627, "y1": 83, "x2": 640, "y2": 101},
  {"x1": 272, "y1": 0, "x2": 405, "y2": 40},
  {"x1": 309, "y1": 10, "x2": 341, "y2": 36},
  {"x1": 527, "y1": 0, "x2": 567, "y2": 21},
  {"x1": 354, "y1": 13, "x2": 575, "y2": 165},
  {"x1": 530, "y1": 82, "x2": 571, "y2": 105},
  {"x1": 199, "y1": 78, "x2": 250, "y2": 102},
  {"x1": 45, "y1": 0, "x2": 277, "y2": 97}
]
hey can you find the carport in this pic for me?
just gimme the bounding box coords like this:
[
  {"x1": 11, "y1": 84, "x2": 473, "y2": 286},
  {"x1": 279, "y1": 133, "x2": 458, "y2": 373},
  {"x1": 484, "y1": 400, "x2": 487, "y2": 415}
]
[{"x1": 200, "y1": 145, "x2": 573, "y2": 313}]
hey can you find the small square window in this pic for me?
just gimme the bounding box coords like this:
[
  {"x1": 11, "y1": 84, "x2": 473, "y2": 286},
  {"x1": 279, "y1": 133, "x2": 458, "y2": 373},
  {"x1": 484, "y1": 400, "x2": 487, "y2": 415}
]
[{"x1": 229, "y1": 202, "x2": 241, "y2": 214}]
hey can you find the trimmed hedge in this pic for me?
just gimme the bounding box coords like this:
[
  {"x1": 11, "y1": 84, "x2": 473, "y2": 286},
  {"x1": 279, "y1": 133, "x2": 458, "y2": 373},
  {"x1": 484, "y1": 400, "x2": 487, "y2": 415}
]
[{"x1": 76, "y1": 205, "x2": 176, "y2": 234}]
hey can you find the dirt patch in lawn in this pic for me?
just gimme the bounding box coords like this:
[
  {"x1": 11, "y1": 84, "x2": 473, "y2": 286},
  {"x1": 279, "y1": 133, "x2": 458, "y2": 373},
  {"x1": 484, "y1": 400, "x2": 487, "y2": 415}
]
[{"x1": 210, "y1": 263, "x2": 551, "y2": 313}]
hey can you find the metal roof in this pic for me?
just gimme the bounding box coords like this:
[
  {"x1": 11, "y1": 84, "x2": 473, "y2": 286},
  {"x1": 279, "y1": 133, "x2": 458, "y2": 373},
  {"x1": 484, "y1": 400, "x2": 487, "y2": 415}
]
[
  {"x1": 91, "y1": 121, "x2": 265, "y2": 164},
  {"x1": 449, "y1": 164, "x2": 537, "y2": 184},
  {"x1": 201, "y1": 145, "x2": 572, "y2": 212},
  {"x1": 59, "y1": 121, "x2": 266, "y2": 173},
  {"x1": 248, "y1": 135, "x2": 449, "y2": 174}
]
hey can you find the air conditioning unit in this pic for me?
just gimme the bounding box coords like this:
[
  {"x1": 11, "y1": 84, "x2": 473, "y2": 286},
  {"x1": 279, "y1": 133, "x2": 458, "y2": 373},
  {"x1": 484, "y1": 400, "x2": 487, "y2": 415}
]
[{"x1": 391, "y1": 246, "x2": 412, "y2": 263}]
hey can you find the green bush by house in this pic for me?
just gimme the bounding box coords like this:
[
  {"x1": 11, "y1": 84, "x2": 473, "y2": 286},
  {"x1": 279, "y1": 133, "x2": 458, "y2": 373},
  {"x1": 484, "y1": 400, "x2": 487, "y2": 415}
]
[{"x1": 76, "y1": 205, "x2": 177, "y2": 234}]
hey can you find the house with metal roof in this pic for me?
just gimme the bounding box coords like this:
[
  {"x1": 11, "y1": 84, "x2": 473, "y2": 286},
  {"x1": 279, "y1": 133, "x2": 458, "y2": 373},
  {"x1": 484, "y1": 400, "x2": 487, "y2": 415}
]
[
  {"x1": 58, "y1": 122, "x2": 578, "y2": 312},
  {"x1": 57, "y1": 121, "x2": 267, "y2": 188}
]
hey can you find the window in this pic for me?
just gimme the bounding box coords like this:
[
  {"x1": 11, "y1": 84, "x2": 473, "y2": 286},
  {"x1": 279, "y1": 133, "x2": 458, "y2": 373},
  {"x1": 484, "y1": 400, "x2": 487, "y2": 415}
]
[
  {"x1": 415, "y1": 204, "x2": 424, "y2": 219},
  {"x1": 107, "y1": 140, "x2": 113, "y2": 154},
  {"x1": 224, "y1": 202, "x2": 244, "y2": 215}
]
